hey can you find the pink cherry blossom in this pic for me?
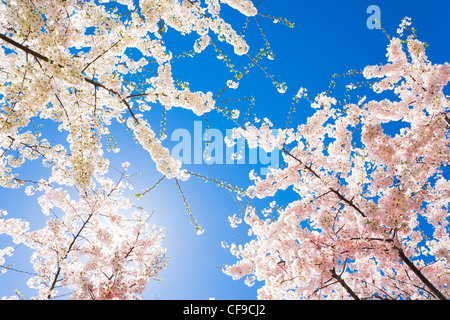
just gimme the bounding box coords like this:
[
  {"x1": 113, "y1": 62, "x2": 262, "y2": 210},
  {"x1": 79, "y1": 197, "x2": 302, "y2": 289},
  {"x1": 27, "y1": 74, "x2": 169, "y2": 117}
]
[{"x1": 225, "y1": 20, "x2": 450, "y2": 300}]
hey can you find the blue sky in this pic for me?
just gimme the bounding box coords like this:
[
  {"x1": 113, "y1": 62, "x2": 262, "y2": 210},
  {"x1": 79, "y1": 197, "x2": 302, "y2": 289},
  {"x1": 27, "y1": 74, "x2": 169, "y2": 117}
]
[{"x1": 1, "y1": 0, "x2": 450, "y2": 300}]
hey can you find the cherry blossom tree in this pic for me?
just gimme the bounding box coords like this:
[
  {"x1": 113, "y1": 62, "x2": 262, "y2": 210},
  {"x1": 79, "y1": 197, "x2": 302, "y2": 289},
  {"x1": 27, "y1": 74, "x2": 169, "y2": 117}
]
[
  {"x1": 224, "y1": 18, "x2": 450, "y2": 300},
  {"x1": 1, "y1": 173, "x2": 168, "y2": 299},
  {"x1": 0, "y1": 0, "x2": 285, "y2": 299}
]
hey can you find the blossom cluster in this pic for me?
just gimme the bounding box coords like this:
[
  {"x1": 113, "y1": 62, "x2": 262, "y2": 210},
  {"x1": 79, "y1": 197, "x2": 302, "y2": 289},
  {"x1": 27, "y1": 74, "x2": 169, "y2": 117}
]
[
  {"x1": 0, "y1": 0, "x2": 263, "y2": 299},
  {"x1": 224, "y1": 21, "x2": 450, "y2": 300}
]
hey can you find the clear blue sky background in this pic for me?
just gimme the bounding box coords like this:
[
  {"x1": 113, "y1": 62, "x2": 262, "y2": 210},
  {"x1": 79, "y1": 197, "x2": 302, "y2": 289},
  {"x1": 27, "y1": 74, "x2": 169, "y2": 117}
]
[{"x1": 1, "y1": 0, "x2": 449, "y2": 300}]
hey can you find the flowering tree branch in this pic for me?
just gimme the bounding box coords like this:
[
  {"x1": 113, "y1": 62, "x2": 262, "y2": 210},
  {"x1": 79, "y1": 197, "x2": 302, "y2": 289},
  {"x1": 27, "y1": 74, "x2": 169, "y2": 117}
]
[{"x1": 224, "y1": 18, "x2": 450, "y2": 300}]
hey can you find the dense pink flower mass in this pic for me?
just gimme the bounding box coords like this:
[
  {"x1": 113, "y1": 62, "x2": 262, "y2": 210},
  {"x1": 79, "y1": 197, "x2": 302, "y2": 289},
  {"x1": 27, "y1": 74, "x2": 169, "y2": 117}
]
[
  {"x1": 224, "y1": 20, "x2": 450, "y2": 300},
  {"x1": 1, "y1": 0, "x2": 448, "y2": 301}
]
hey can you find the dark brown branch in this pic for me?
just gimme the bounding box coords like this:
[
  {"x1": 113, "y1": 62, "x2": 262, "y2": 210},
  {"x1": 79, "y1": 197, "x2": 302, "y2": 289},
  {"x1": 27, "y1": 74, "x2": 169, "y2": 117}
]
[
  {"x1": 54, "y1": 93, "x2": 72, "y2": 125},
  {"x1": 281, "y1": 147, "x2": 321, "y2": 179},
  {"x1": 0, "y1": 136, "x2": 14, "y2": 158},
  {"x1": 330, "y1": 267, "x2": 360, "y2": 300},
  {"x1": 350, "y1": 237, "x2": 393, "y2": 242},
  {"x1": 84, "y1": 78, "x2": 139, "y2": 124},
  {"x1": 329, "y1": 188, "x2": 366, "y2": 218},
  {"x1": 0, "y1": 33, "x2": 51, "y2": 63},
  {"x1": 282, "y1": 146, "x2": 366, "y2": 218},
  {"x1": 48, "y1": 210, "x2": 95, "y2": 299},
  {"x1": 441, "y1": 112, "x2": 450, "y2": 127},
  {"x1": 312, "y1": 278, "x2": 339, "y2": 295}
]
